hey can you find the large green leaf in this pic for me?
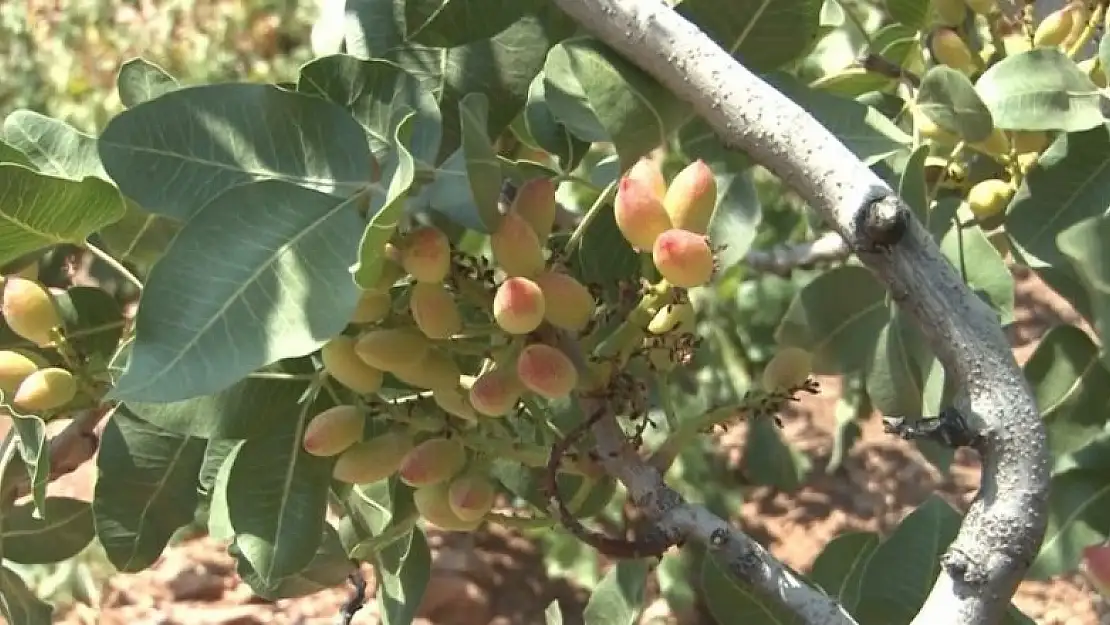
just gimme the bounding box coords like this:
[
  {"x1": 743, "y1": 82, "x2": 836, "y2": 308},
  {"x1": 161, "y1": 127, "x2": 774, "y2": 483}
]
[
  {"x1": 855, "y1": 496, "x2": 962, "y2": 624},
  {"x1": 0, "y1": 566, "x2": 53, "y2": 625},
  {"x1": 426, "y1": 93, "x2": 504, "y2": 232},
  {"x1": 584, "y1": 559, "x2": 651, "y2": 625},
  {"x1": 1029, "y1": 469, "x2": 1110, "y2": 579},
  {"x1": 117, "y1": 58, "x2": 181, "y2": 108},
  {"x1": 742, "y1": 417, "x2": 811, "y2": 490},
  {"x1": 700, "y1": 554, "x2": 801, "y2": 624},
  {"x1": 522, "y1": 72, "x2": 589, "y2": 171},
  {"x1": 938, "y1": 209, "x2": 1015, "y2": 325},
  {"x1": 975, "y1": 49, "x2": 1104, "y2": 132},
  {"x1": 98, "y1": 83, "x2": 374, "y2": 221},
  {"x1": 94, "y1": 409, "x2": 207, "y2": 572},
  {"x1": 352, "y1": 114, "x2": 417, "y2": 290},
  {"x1": 0, "y1": 164, "x2": 125, "y2": 267},
  {"x1": 222, "y1": 417, "x2": 334, "y2": 585},
  {"x1": 376, "y1": 526, "x2": 432, "y2": 625},
  {"x1": 808, "y1": 531, "x2": 880, "y2": 613},
  {"x1": 344, "y1": 0, "x2": 575, "y2": 163},
  {"x1": 677, "y1": 0, "x2": 824, "y2": 71},
  {"x1": 238, "y1": 524, "x2": 352, "y2": 600},
  {"x1": 404, "y1": 0, "x2": 541, "y2": 47},
  {"x1": 1023, "y1": 324, "x2": 1110, "y2": 460},
  {"x1": 1, "y1": 497, "x2": 94, "y2": 565},
  {"x1": 884, "y1": 0, "x2": 929, "y2": 29},
  {"x1": 775, "y1": 265, "x2": 890, "y2": 374},
  {"x1": 296, "y1": 54, "x2": 442, "y2": 166},
  {"x1": 1057, "y1": 215, "x2": 1110, "y2": 373},
  {"x1": 1007, "y1": 124, "x2": 1110, "y2": 270},
  {"x1": 916, "y1": 65, "x2": 994, "y2": 143},
  {"x1": 866, "y1": 309, "x2": 935, "y2": 418},
  {"x1": 544, "y1": 37, "x2": 692, "y2": 169},
  {"x1": 109, "y1": 180, "x2": 364, "y2": 403},
  {"x1": 1, "y1": 110, "x2": 105, "y2": 180}
]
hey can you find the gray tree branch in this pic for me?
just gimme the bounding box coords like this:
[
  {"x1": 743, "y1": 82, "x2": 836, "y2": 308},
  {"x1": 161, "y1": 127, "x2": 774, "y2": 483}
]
[
  {"x1": 550, "y1": 1, "x2": 1050, "y2": 624},
  {"x1": 744, "y1": 231, "x2": 851, "y2": 276}
]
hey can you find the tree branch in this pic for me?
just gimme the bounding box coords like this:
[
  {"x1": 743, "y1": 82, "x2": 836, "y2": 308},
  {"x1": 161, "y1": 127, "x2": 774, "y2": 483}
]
[
  {"x1": 550, "y1": 1, "x2": 1050, "y2": 624},
  {"x1": 743, "y1": 231, "x2": 850, "y2": 276}
]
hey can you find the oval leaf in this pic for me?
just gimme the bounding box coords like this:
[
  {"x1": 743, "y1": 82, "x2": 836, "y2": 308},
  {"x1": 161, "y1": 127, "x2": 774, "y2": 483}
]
[
  {"x1": 1029, "y1": 469, "x2": 1110, "y2": 579},
  {"x1": 1057, "y1": 215, "x2": 1110, "y2": 373},
  {"x1": 584, "y1": 559, "x2": 651, "y2": 625},
  {"x1": 917, "y1": 65, "x2": 994, "y2": 143},
  {"x1": 353, "y1": 114, "x2": 417, "y2": 289},
  {"x1": 809, "y1": 531, "x2": 880, "y2": 613},
  {"x1": 679, "y1": 0, "x2": 824, "y2": 71},
  {"x1": 427, "y1": 93, "x2": 504, "y2": 232},
  {"x1": 117, "y1": 58, "x2": 180, "y2": 108},
  {"x1": 110, "y1": 180, "x2": 364, "y2": 403},
  {"x1": 700, "y1": 554, "x2": 800, "y2": 624},
  {"x1": 975, "y1": 48, "x2": 1104, "y2": 132},
  {"x1": 1, "y1": 497, "x2": 94, "y2": 565}
]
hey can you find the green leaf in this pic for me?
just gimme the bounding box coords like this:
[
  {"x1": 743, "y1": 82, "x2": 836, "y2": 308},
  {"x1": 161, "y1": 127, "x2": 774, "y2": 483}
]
[
  {"x1": 700, "y1": 554, "x2": 801, "y2": 624},
  {"x1": 238, "y1": 524, "x2": 353, "y2": 600},
  {"x1": 866, "y1": 309, "x2": 934, "y2": 417},
  {"x1": 344, "y1": 477, "x2": 420, "y2": 562},
  {"x1": 870, "y1": 23, "x2": 923, "y2": 68},
  {"x1": 94, "y1": 409, "x2": 207, "y2": 571},
  {"x1": 296, "y1": 54, "x2": 442, "y2": 166},
  {"x1": 812, "y1": 68, "x2": 897, "y2": 99},
  {"x1": 54, "y1": 286, "x2": 125, "y2": 362},
  {"x1": 545, "y1": 600, "x2": 564, "y2": 625},
  {"x1": 544, "y1": 37, "x2": 692, "y2": 169},
  {"x1": 117, "y1": 360, "x2": 318, "y2": 439},
  {"x1": 0, "y1": 565, "x2": 53, "y2": 625},
  {"x1": 0, "y1": 164, "x2": 126, "y2": 267},
  {"x1": 1007, "y1": 123, "x2": 1110, "y2": 270},
  {"x1": 223, "y1": 421, "x2": 334, "y2": 585},
  {"x1": 855, "y1": 496, "x2": 962, "y2": 624},
  {"x1": 765, "y1": 72, "x2": 912, "y2": 165},
  {"x1": 884, "y1": 0, "x2": 929, "y2": 30},
  {"x1": 404, "y1": 0, "x2": 538, "y2": 47},
  {"x1": 678, "y1": 0, "x2": 824, "y2": 71},
  {"x1": 808, "y1": 531, "x2": 880, "y2": 613},
  {"x1": 1, "y1": 497, "x2": 94, "y2": 565},
  {"x1": 8, "y1": 414, "x2": 49, "y2": 515},
  {"x1": 916, "y1": 65, "x2": 994, "y2": 143},
  {"x1": 117, "y1": 58, "x2": 180, "y2": 108},
  {"x1": 427, "y1": 93, "x2": 504, "y2": 232},
  {"x1": 1, "y1": 110, "x2": 105, "y2": 180},
  {"x1": 828, "y1": 372, "x2": 867, "y2": 474},
  {"x1": 742, "y1": 418, "x2": 811, "y2": 491},
  {"x1": 96, "y1": 201, "x2": 182, "y2": 268},
  {"x1": 583, "y1": 559, "x2": 650, "y2": 625},
  {"x1": 1023, "y1": 324, "x2": 1110, "y2": 460},
  {"x1": 353, "y1": 113, "x2": 417, "y2": 290},
  {"x1": 376, "y1": 526, "x2": 431, "y2": 625},
  {"x1": 523, "y1": 73, "x2": 589, "y2": 171},
  {"x1": 1057, "y1": 215, "x2": 1110, "y2": 372},
  {"x1": 573, "y1": 194, "x2": 640, "y2": 291},
  {"x1": 98, "y1": 83, "x2": 374, "y2": 221},
  {"x1": 1029, "y1": 469, "x2": 1110, "y2": 579},
  {"x1": 938, "y1": 214, "x2": 1015, "y2": 325},
  {"x1": 975, "y1": 48, "x2": 1104, "y2": 132},
  {"x1": 0, "y1": 139, "x2": 32, "y2": 168},
  {"x1": 775, "y1": 265, "x2": 890, "y2": 374},
  {"x1": 1100, "y1": 33, "x2": 1110, "y2": 81},
  {"x1": 897, "y1": 145, "x2": 930, "y2": 225},
  {"x1": 110, "y1": 180, "x2": 364, "y2": 403}
]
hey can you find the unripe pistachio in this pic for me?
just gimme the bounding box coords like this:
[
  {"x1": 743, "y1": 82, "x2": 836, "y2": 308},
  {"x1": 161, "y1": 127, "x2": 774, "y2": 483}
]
[
  {"x1": 355, "y1": 328, "x2": 430, "y2": 372},
  {"x1": 516, "y1": 343, "x2": 578, "y2": 400},
  {"x1": 626, "y1": 157, "x2": 667, "y2": 202},
  {"x1": 0, "y1": 350, "x2": 39, "y2": 397},
  {"x1": 532, "y1": 271, "x2": 595, "y2": 332},
  {"x1": 969, "y1": 127, "x2": 1011, "y2": 159},
  {"x1": 391, "y1": 349, "x2": 461, "y2": 391},
  {"x1": 303, "y1": 404, "x2": 364, "y2": 457},
  {"x1": 933, "y1": 0, "x2": 967, "y2": 25},
  {"x1": 614, "y1": 176, "x2": 673, "y2": 251},
  {"x1": 762, "y1": 347, "x2": 813, "y2": 391},
  {"x1": 448, "y1": 472, "x2": 497, "y2": 522},
  {"x1": 967, "y1": 178, "x2": 1015, "y2": 220},
  {"x1": 398, "y1": 436, "x2": 467, "y2": 487},
  {"x1": 1078, "y1": 57, "x2": 1108, "y2": 88},
  {"x1": 400, "y1": 226, "x2": 451, "y2": 283},
  {"x1": 493, "y1": 277, "x2": 546, "y2": 335},
  {"x1": 652, "y1": 229, "x2": 715, "y2": 288},
  {"x1": 511, "y1": 177, "x2": 557, "y2": 242},
  {"x1": 350, "y1": 290, "x2": 392, "y2": 324},
  {"x1": 321, "y1": 335, "x2": 384, "y2": 394},
  {"x1": 332, "y1": 430, "x2": 414, "y2": 484},
  {"x1": 1033, "y1": 7, "x2": 1076, "y2": 48},
  {"x1": 2, "y1": 277, "x2": 62, "y2": 347},
  {"x1": 1011, "y1": 131, "x2": 1050, "y2": 155},
  {"x1": 367, "y1": 254, "x2": 405, "y2": 294},
  {"x1": 413, "y1": 482, "x2": 483, "y2": 531},
  {"x1": 931, "y1": 28, "x2": 976, "y2": 74},
  {"x1": 914, "y1": 111, "x2": 959, "y2": 144},
  {"x1": 467, "y1": 366, "x2": 523, "y2": 417},
  {"x1": 409, "y1": 282, "x2": 462, "y2": 340},
  {"x1": 490, "y1": 212, "x2": 546, "y2": 278},
  {"x1": 12, "y1": 367, "x2": 76, "y2": 413},
  {"x1": 663, "y1": 160, "x2": 717, "y2": 235},
  {"x1": 433, "y1": 384, "x2": 477, "y2": 422},
  {"x1": 647, "y1": 301, "x2": 696, "y2": 335}
]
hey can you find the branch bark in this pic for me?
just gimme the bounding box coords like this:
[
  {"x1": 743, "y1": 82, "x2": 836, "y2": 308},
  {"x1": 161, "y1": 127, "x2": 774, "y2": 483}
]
[
  {"x1": 550, "y1": 1, "x2": 1050, "y2": 624},
  {"x1": 744, "y1": 231, "x2": 850, "y2": 276}
]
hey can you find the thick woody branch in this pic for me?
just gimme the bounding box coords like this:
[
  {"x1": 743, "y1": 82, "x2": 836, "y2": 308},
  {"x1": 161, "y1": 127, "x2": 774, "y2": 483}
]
[
  {"x1": 744, "y1": 231, "x2": 850, "y2": 276},
  {"x1": 551, "y1": 1, "x2": 1050, "y2": 624}
]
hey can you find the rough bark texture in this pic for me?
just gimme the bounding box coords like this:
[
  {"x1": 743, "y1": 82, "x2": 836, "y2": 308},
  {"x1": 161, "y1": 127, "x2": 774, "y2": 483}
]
[{"x1": 550, "y1": 1, "x2": 1051, "y2": 624}]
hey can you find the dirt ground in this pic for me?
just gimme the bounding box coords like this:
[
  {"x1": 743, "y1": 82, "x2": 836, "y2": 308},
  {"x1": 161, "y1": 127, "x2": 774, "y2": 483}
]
[{"x1": 18, "y1": 266, "x2": 1108, "y2": 625}]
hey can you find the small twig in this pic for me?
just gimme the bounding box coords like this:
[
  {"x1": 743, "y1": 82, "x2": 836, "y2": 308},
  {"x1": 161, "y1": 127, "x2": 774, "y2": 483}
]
[
  {"x1": 335, "y1": 567, "x2": 368, "y2": 625},
  {"x1": 84, "y1": 241, "x2": 143, "y2": 292},
  {"x1": 743, "y1": 231, "x2": 850, "y2": 276},
  {"x1": 883, "y1": 407, "x2": 981, "y2": 449}
]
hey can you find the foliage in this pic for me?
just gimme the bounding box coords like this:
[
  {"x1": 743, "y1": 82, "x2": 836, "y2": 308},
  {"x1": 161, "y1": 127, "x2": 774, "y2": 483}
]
[{"x1": 0, "y1": 0, "x2": 1109, "y2": 624}]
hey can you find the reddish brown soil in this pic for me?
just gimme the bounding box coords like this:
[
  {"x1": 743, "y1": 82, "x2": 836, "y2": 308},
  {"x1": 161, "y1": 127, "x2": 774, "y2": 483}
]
[{"x1": 11, "y1": 266, "x2": 1107, "y2": 625}]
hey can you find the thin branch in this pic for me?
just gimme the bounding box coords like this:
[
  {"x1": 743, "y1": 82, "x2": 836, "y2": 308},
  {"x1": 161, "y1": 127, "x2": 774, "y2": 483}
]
[
  {"x1": 550, "y1": 2, "x2": 1050, "y2": 624},
  {"x1": 743, "y1": 231, "x2": 851, "y2": 276},
  {"x1": 84, "y1": 242, "x2": 143, "y2": 292}
]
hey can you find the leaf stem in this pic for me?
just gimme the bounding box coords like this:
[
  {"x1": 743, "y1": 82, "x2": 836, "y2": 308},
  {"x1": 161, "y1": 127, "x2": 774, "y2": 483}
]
[
  {"x1": 564, "y1": 178, "x2": 618, "y2": 254},
  {"x1": 84, "y1": 241, "x2": 143, "y2": 291}
]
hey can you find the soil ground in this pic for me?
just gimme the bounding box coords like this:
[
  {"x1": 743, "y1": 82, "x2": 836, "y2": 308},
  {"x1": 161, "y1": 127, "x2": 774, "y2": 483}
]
[{"x1": 13, "y1": 266, "x2": 1109, "y2": 625}]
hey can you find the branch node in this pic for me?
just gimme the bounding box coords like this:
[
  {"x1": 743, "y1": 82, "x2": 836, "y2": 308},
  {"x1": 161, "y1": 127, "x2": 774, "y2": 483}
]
[
  {"x1": 882, "y1": 407, "x2": 979, "y2": 448},
  {"x1": 854, "y1": 192, "x2": 907, "y2": 252}
]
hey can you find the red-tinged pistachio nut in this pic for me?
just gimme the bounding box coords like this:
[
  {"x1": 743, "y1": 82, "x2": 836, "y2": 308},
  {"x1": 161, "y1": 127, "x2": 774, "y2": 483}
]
[
  {"x1": 511, "y1": 177, "x2": 557, "y2": 242},
  {"x1": 400, "y1": 226, "x2": 451, "y2": 283},
  {"x1": 490, "y1": 212, "x2": 546, "y2": 278},
  {"x1": 413, "y1": 482, "x2": 483, "y2": 531},
  {"x1": 651, "y1": 229, "x2": 714, "y2": 288},
  {"x1": 467, "y1": 366, "x2": 523, "y2": 417},
  {"x1": 409, "y1": 282, "x2": 462, "y2": 340},
  {"x1": 493, "y1": 277, "x2": 546, "y2": 335},
  {"x1": 516, "y1": 343, "x2": 578, "y2": 400},
  {"x1": 614, "y1": 175, "x2": 672, "y2": 251},
  {"x1": 321, "y1": 335, "x2": 384, "y2": 394},
  {"x1": 398, "y1": 436, "x2": 467, "y2": 487},
  {"x1": 303, "y1": 404, "x2": 364, "y2": 457},
  {"x1": 533, "y1": 271, "x2": 595, "y2": 332},
  {"x1": 447, "y1": 472, "x2": 497, "y2": 522},
  {"x1": 332, "y1": 430, "x2": 414, "y2": 484},
  {"x1": 663, "y1": 159, "x2": 717, "y2": 236}
]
